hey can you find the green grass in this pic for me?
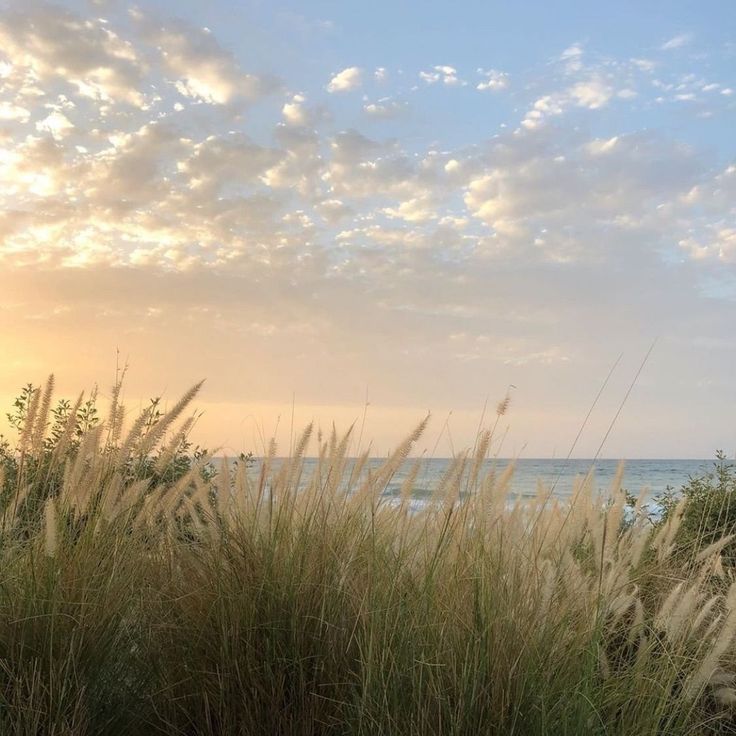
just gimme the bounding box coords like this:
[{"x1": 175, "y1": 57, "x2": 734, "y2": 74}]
[{"x1": 1, "y1": 376, "x2": 736, "y2": 735}]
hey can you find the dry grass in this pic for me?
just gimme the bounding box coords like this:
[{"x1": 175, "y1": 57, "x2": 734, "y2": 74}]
[{"x1": 0, "y1": 377, "x2": 735, "y2": 734}]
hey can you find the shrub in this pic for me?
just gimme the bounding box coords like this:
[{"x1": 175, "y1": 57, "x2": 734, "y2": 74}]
[{"x1": 656, "y1": 451, "x2": 736, "y2": 565}]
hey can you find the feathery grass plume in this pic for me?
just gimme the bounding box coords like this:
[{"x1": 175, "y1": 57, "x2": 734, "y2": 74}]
[
  {"x1": 598, "y1": 647, "x2": 611, "y2": 680},
  {"x1": 104, "y1": 477, "x2": 150, "y2": 521},
  {"x1": 621, "y1": 512, "x2": 652, "y2": 570},
  {"x1": 601, "y1": 463, "x2": 626, "y2": 560},
  {"x1": 694, "y1": 534, "x2": 736, "y2": 563},
  {"x1": 435, "y1": 451, "x2": 468, "y2": 514},
  {"x1": 346, "y1": 446, "x2": 370, "y2": 496},
  {"x1": 114, "y1": 403, "x2": 125, "y2": 445},
  {"x1": 399, "y1": 457, "x2": 423, "y2": 510},
  {"x1": 537, "y1": 558, "x2": 558, "y2": 617},
  {"x1": 31, "y1": 374, "x2": 55, "y2": 455},
  {"x1": 607, "y1": 588, "x2": 637, "y2": 631},
  {"x1": 351, "y1": 415, "x2": 429, "y2": 509},
  {"x1": 467, "y1": 429, "x2": 491, "y2": 495},
  {"x1": 106, "y1": 365, "x2": 128, "y2": 449},
  {"x1": 187, "y1": 473, "x2": 214, "y2": 517},
  {"x1": 714, "y1": 687, "x2": 736, "y2": 706},
  {"x1": 17, "y1": 385, "x2": 41, "y2": 457},
  {"x1": 217, "y1": 456, "x2": 230, "y2": 509},
  {"x1": 63, "y1": 424, "x2": 104, "y2": 514},
  {"x1": 118, "y1": 403, "x2": 157, "y2": 465},
  {"x1": 274, "y1": 422, "x2": 314, "y2": 500},
  {"x1": 43, "y1": 497, "x2": 57, "y2": 557},
  {"x1": 328, "y1": 422, "x2": 337, "y2": 457},
  {"x1": 685, "y1": 580, "x2": 736, "y2": 699},
  {"x1": 254, "y1": 437, "x2": 278, "y2": 512},
  {"x1": 292, "y1": 421, "x2": 313, "y2": 466},
  {"x1": 6, "y1": 483, "x2": 33, "y2": 529},
  {"x1": 626, "y1": 596, "x2": 646, "y2": 646},
  {"x1": 137, "y1": 381, "x2": 205, "y2": 459},
  {"x1": 154, "y1": 414, "x2": 198, "y2": 474},
  {"x1": 692, "y1": 594, "x2": 722, "y2": 637},
  {"x1": 0, "y1": 466, "x2": 6, "y2": 527},
  {"x1": 327, "y1": 425, "x2": 355, "y2": 493},
  {"x1": 665, "y1": 583, "x2": 702, "y2": 644},
  {"x1": 652, "y1": 498, "x2": 686, "y2": 562},
  {"x1": 479, "y1": 460, "x2": 515, "y2": 522},
  {"x1": 148, "y1": 466, "x2": 203, "y2": 523},
  {"x1": 710, "y1": 671, "x2": 736, "y2": 688}
]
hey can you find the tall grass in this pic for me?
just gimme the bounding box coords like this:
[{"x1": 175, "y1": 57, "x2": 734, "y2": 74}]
[{"x1": 1, "y1": 377, "x2": 735, "y2": 734}]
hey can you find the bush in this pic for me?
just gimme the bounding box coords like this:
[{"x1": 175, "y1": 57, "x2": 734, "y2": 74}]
[
  {"x1": 656, "y1": 451, "x2": 736, "y2": 564},
  {"x1": 0, "y1": 375, "x2": 240, "y2": 538}
]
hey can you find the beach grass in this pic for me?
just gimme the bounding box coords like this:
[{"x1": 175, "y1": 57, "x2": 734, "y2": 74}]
[{"x1": 1, "y1": 377, "x2": 736, "y2": 735}]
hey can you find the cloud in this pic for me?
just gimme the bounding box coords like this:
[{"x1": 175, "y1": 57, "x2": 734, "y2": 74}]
[
  {"x1": 326, "y1": 66, "x2": 362, "y2": 93},
  {"x1": 0, "y1": 4, "x2": 734, "y2": 455},
  {"x1": 559, "y1": 43, "x2": 585, "y2": 72},
  {"x1": 476, "y1": 68, "x2": 509, "y2": 92},
  {"x1": 680, "y1": 228, "x2": 736, "y2": 262},
  {"x1": 0, "y1": 3, "x2": 146, "y2": 105},
  {"x1": 0, "y1": 101, "x2": 30, "y2": 121},
  {"x1": 519, "y1": 46, "x2": 647, "y2": 129},
  {"x1": 35, "y1": 110, "x2": 74, "y2": 139},
  {"x1": 363, "y1": 97, "x2": 408, "y2": 119},
  {"x1": 134, "y1": 13, "x2": 274, "y2": 104},
  {"x1": 569, "y1": 78, "x2": 613, "y2": 109},
  {"x1": 661, "y1": 34, "x2": 692, "y2": 51},
  {"x1": 282, "y1": 93, "x2": 308, "y2": 125},
  {"x1": 464, "y1": 131, "x2": 705, "y2": 263},
  {"x1": 383, "y1": 194, "x2": 437, "y2": 223},
  {"x1": 419, "y1": 65, "x2": 466, "y2": 86}
]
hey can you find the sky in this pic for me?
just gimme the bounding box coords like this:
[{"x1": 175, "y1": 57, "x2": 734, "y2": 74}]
[{"x1": 0, "y1": 0, "x2": 734, "y2": 458}]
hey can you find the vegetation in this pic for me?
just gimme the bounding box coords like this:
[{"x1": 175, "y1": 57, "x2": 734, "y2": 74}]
[
  {"x1": 656, "y1": 452, "x2": 736, "y2": 565},
  {"x1": 1, "y1": 376, "x2": 736, "y2": 735}
]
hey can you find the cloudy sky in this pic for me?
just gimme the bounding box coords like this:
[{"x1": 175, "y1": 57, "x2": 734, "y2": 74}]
[{"x1": 0, "y1": 0, "x2": 734, "y2": 457}]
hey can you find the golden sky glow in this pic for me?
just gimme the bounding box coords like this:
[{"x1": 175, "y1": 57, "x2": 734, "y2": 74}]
[{"x1": 0, "y1": 1, "x2": 734, "y2": 457}]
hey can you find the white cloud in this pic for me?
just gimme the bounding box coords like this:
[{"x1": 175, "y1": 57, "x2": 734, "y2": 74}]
[
  {"x1": 35, "y1": 111, "x2": 74, "y2": 139},
  {"x1": 383, "y1": 195, "x2": 437, "y2": 223},
  {"x1": 680, "y1": 228, "x2": 736, "y2": 262},
  {"x1": 326, "y1": 66, "x2": 362, "y2": 93},
  {"x1": 521, "y1": 94, "x2": 565, "y2": 129},
  {"x1": 569, "y1": 78, "x2": 613, "y2": 109},
  {"x1": 419, "y1": 65, "x2": 466, "y2": 86},
  {"x1": 660, "y1": 34, "x2": 692, "y2": 51},
  {"x1": 363, "y1": 97, "x2": 408, "y2": 119},
  {"x1": 136, "y1": 13, "x2": 273, "y2": 105},
  {"x1": 559, "y1": 43, "x2": 584, "y2": 72},
  {"x1": 315, "y1": 198, "x2": 352, "y2": 223},
  {"x1": 476, "y1": 68, "x2": 509, "y2": 92},
  {"x1": 282, "y1": 94, "x2": 308, "y2": 125},
  {"x1": 0, "y1": 4, "x2": 146, "y2": 105},
  {"x1": 0, "y1": 101, "x2": 30, "y2": 121}
]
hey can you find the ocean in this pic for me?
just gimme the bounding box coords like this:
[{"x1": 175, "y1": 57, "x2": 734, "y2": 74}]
[{"x1": 247, "y1": 457, "x2": 716, "y2": 502}]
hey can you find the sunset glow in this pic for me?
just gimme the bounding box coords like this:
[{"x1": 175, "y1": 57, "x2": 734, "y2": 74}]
[{"x1": 0, "y1": 1, "x2": 734, "y2": 457}]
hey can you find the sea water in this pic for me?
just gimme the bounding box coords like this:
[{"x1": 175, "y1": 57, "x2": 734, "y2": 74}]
[{"x1": 247, "y1": 457, "x2": 715, "y2": 501}]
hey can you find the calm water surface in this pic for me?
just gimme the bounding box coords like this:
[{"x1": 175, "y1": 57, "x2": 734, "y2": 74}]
[{"x1": 248, "y1": 458, "x2": 715, "y2": 501}]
